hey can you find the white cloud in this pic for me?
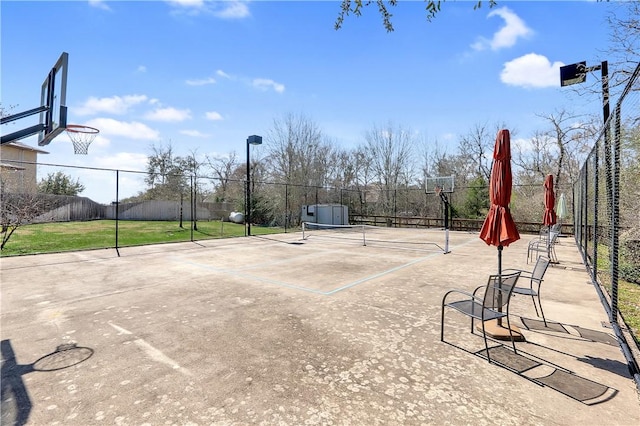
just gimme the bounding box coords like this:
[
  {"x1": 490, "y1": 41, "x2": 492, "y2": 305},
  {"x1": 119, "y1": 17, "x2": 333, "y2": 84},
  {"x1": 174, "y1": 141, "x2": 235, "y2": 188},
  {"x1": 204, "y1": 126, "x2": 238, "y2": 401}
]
[
  {"x1": 84, "y1": 118, "x2": 160, "y2": 140},
  {"x1": 180, "y1": 129, "x2": 210, "y2": 138},
  {"x1": 205, "y1": 111, "x2": 223, "y2": 121},
  {"x1": 214, "y1": 1, "x2": 250, "y2": 19},
  {"x1": 93, "y1": 152, "x2": 149, "y2": 174},
  {"x1": 252, "y1": 78, "x2": 285, "y2": 93},
  {"x1": 216, "y1": 69, "x2": 233, "y2": 79},
  {"x1": 136, "y1": 65, "x2": 147, "y2": 73},
  {"x1": 166, "y1": 0, "x2": 204, "y2": 7},
  {"x1": 209, "y1": 70, "x2": 283, "y2": 93},
  {"x1": 88, "y1": 0, "x2": 111, "y2": 11},
  {"x1": 185, "y1": 77, "x2": 216, "y2": 86},
  {"x1": 165, "y1": 0, "x2": 249, "y2": 19},
  {"x1": 512, "y1": 137, "x2": 536, "y2": 153},
  {"x1": 472, "y1": 7, "x2": 532, "y2": 51},
  {"x1": 75, "y1": 95, "x2": 148, "y2": 116},
  {"x1": 501, "y1": 53, "x2": 564, "y2": 88},
  {"x1": 144, "y1": 107, "x2": 192, "y2": 122},
  {"x1": 88, "y1": 134, "x2": 110, "y2": 149},
  {"x1": 441, "y1": 133, "x2": 455, "y2": 142}
]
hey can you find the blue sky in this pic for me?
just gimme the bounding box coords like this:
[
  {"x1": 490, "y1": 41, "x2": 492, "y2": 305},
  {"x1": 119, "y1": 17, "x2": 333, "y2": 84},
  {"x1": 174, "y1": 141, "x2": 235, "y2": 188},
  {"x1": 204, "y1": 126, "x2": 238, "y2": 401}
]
[{"x1": 1, "y1": 1, "x2": 618, "y2": 202}]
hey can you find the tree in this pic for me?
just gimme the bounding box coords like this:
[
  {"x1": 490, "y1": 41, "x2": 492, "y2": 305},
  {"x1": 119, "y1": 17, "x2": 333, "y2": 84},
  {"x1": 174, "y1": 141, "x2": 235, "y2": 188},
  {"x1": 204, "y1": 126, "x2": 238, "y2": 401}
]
[
  {"x1": 457, "y1": 123, "x2": 495, "y2": 183},
  {"x1": 363, "y1": 122, "x2": 416, "y2": 219},
  {"x1": 0, "y1": 191, "x2": 53, "y2": 250},
  {"x1": 267, "y1": 113, "x2": 334, "y2": 186},
  {"x1": 335, "y1": 0, "x2": 496, "y2": 32},
  {"x1": 206, "y1": 151, "x2": 238, "y2": 202},
  {"x1": 0, "y1": 104, "x2": 58, "y2": 250},
  {"x1": 342, "y1": 145, "x2": 375, "y2": 216},
  {"x1": 512, "y1": 111, "x2": 595, "y2": 190},
  {"x1": 265, "y1": 113, "x2": 337, "y2": 225},
  {"x1": 37, "y1": 171, "x2": 85, "y2": 196},
  {"x1": 460, "y1": 175, "x2": 489, "y2": 219},
  {"x1": 603, "y1": 1, "x2": 640, "y2": 91},
  {"x1": 145, "y1": 143, "x2": 190, "y2": 200}
]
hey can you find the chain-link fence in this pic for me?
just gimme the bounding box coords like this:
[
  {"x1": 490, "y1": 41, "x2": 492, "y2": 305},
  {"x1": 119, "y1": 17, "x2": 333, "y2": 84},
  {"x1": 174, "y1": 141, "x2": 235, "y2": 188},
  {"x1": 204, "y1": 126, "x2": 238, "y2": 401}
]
[
  {"x1": 573, "y1": 62, "x2": 640, "y2": 383},
  {"x1": 2, "y1": 154, "x2": 574, "y2": 255}
]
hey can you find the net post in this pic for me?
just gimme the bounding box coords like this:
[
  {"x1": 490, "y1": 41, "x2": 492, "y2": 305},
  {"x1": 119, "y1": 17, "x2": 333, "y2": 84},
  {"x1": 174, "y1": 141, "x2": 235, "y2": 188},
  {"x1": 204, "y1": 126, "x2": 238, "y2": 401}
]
[
  {"x1": 444, "y1": 229, "x2": 450, "y2": 254},
  {"x1": 362, "y1": 224, "x2": 366, "y2": 246},
  {"x1": 302, "y1": 222, "x2": 307, "y2": 240}
]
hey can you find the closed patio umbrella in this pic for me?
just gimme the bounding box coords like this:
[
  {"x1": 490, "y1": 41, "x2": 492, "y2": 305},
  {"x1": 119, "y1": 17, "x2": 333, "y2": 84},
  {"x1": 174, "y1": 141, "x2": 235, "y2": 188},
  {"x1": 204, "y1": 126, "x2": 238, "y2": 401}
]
[
  {"x1": 543, "y1": 174, "x2": 556, "y2": 228},
  {"x1": 557, "y1": 193, "x2": 567, "y2": 221},
  {"x1": 479, "y1": 129, "x2": 520, "y2": 250},
  {"x1": 479, "y1": 129, "x2": 521, "y2": 340}
]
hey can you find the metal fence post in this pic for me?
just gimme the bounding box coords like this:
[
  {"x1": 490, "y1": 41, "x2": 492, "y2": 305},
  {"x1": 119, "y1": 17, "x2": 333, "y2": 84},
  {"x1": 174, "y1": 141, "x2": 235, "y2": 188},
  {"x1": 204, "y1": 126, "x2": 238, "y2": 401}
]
[
  {"x1": 593, "y1": 146, "x2": 598, "y2": 283},
  {"x1": 115, "y1": 169, "x2": 120, "y2": 257},
  {"x1": 611, "y1": 104, "x2": 621, "y2": 325}
]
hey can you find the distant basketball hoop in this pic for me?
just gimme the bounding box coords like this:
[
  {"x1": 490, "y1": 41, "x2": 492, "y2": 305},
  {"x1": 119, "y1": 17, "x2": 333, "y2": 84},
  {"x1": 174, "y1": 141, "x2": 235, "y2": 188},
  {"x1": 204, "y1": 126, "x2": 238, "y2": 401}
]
[
  {"x1": 425, "y1": 175, "x2": 454, "y2": 194},
  {"x1": 429, "y1": 178, "x2": 453, "y2": 254},
  {"x1": 66, "y1": 124, "x2": 98, "y2": 155}
]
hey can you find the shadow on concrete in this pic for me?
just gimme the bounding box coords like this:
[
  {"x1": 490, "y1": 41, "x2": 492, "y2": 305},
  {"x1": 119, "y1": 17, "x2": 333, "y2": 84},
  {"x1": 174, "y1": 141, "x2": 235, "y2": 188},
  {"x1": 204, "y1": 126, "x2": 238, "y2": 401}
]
[
  {"x1": 254, "y1": 235, "x2": 305, "y2": 245},
  {"x1": 521, "y1": 318, "x2": 618, "y2": 346},
  {"x1": 441, "y1": 325, "x2": 619, "y2": 406},
  {"x1": 519, "y1": 317, "x2": 632, "y2": 380},
  {"x1": 478, "y1": 345, "x2": 618, "y2": 405},
  {"x1": 1, "y1": 340, "x2": 94, "y2": 426}
]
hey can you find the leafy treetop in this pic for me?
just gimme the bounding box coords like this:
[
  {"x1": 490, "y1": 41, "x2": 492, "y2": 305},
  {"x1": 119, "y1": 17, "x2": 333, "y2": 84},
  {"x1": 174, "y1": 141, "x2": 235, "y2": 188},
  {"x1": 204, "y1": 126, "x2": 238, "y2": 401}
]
[{"x1": 335, "y1": 0, "x2": 497, "y2": 32}]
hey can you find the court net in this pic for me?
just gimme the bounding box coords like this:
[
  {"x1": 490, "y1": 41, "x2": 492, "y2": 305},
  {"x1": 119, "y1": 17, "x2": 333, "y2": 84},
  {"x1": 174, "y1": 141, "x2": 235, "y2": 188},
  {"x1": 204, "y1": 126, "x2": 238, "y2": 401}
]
[{"x1": 301, "y1": 222, "x2": 446, "y2": 253}]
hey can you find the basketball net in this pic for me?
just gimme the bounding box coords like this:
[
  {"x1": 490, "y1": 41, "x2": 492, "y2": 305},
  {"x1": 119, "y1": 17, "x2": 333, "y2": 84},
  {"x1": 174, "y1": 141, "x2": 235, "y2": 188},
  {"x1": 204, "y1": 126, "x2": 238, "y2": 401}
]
[{"x1": 66, "y1": 124, "x2": 99, "y2": 155}]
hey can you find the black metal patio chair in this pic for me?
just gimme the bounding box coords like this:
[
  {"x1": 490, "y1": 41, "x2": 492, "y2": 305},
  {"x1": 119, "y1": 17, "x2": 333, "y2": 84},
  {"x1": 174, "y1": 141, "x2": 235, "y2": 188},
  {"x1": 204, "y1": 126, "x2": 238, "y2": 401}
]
[
  {"x1": 441, "y1": 271, "x2": 522, "y2": 363},
  {"x1": 504, "y1": 256, "x2": 551, "y2": 327}
]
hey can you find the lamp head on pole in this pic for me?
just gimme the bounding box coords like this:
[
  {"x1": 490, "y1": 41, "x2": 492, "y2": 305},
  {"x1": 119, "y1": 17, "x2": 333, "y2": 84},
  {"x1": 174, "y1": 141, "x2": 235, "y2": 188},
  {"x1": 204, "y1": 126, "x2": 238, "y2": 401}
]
[
  {"x1": 247, "y1": 135, "x2": 262, "y2": 145},
  {"x1": 560, "y1": 61, "x2": 587, "y2": 87}
]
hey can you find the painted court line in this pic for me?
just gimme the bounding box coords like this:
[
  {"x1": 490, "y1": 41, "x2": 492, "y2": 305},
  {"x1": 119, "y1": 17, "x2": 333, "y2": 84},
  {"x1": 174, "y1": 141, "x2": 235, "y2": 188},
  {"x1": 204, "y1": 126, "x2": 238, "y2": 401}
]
[
  {"x1": 177, "y1": 258, "x2": 328, "y2": 295},
  {"x1": 174, "y1": 236, "x2": 481, "y2": 296},
  {"x1": 321, "y1": 235, "x2": 481, "y2": 295},
  {"x1": 108, "y1": 322, "x2": 192, "y2": 376}
]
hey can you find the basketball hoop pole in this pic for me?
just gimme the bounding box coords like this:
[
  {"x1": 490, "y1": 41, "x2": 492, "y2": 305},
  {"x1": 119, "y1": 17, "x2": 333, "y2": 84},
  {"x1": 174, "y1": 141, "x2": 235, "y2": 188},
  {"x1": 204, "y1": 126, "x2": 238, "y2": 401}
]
[{"x1": 435, "y1": 186, "x2": 451, "y2": 254}]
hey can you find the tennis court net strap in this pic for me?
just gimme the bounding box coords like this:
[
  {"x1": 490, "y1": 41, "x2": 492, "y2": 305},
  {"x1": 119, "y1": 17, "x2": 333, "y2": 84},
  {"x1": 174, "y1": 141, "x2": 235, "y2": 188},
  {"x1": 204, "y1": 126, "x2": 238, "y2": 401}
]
[
  {"x1": 302, "y1": 222, "x2": 367, "y2": 245},
  {"x1": 301, "y1": 222, "x2": 447, "y2": 253}
]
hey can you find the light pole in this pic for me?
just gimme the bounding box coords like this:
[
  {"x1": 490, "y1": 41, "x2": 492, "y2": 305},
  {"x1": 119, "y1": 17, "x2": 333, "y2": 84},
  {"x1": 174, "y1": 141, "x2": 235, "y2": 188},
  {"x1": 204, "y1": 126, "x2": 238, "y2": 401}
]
[
  {"x1": 560, "y1": 60, "x2": 610, "y2": 276},
  {"x1": 246, "y1": 135, "x2": 262, "y2": 236},
  {"x1": 560, "y1": 60, "x2": 609, "y2": 124}
]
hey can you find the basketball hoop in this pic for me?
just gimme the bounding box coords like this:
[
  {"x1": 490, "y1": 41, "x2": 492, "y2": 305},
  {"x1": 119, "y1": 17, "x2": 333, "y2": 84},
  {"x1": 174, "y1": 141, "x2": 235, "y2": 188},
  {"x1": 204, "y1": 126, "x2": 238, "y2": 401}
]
[
  {"x1": 66, "y1": 124, "x2": 99, "y2": 155},
  {"x1": 434, "y1": 185, "x2": 442, "y2": 197}
]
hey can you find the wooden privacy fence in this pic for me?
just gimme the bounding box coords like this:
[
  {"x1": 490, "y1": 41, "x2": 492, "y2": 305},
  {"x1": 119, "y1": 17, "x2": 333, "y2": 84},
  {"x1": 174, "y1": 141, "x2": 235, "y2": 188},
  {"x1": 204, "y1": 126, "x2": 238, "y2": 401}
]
[
  {"x1": 104, "y1": 200, "x2": 233, "y2": 221},
  {"x1": 350, "y1": 214, "x2": 573, "y2": 235},
  {"x1": 13, "y1": 194, "x2": 234, "y2": 223}
]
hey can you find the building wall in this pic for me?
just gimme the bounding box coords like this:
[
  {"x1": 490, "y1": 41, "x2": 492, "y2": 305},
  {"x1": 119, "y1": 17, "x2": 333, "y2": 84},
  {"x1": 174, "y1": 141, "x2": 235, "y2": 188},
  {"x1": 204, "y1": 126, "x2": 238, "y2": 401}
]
[
  {"x1": 301, "y1": 204, "x2": 349, "y2": 225},
  {"x1": 0, "y1": 143, "x2": 45, "y2": 193}
]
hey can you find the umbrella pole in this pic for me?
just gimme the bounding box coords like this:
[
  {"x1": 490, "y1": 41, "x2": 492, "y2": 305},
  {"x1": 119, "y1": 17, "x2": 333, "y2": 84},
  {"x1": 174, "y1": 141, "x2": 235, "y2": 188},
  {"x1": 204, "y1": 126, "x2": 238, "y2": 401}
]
[
  {"x1": 498, "y1": 245, "x2": 503, "y2": 326},
  {"x1": 483, "y1": 244, "x2": 525, "y2": 342}
]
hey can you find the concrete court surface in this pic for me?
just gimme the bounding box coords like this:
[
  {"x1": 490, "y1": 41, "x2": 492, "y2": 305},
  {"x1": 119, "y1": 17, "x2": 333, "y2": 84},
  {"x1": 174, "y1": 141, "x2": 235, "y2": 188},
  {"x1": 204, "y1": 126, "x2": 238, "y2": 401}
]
[{"x1": 1, "y1": 228, "x2": 639, "y2": 425}]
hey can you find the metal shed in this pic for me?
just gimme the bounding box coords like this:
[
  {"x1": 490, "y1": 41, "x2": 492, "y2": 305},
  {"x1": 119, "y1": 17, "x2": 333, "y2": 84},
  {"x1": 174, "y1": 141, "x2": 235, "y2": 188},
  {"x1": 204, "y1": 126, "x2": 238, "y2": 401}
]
[{"x1": 301, "y1": 204, "x2": 348, "y2": 225}]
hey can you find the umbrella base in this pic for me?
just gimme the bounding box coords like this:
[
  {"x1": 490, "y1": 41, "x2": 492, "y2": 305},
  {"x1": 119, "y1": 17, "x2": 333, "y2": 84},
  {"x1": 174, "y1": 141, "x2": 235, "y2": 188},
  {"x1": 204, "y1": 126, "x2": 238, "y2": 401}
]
[{"x1": 477, "y1": 319, "x2": 526, "y2": 342}]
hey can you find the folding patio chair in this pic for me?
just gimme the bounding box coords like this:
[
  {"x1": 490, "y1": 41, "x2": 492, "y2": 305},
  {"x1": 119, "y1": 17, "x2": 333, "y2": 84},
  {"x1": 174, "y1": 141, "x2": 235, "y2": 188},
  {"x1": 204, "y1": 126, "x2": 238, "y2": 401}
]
[
  {"x1": 441, "y1": 271, "x2": 522, "y2": 363},
  {"x1": 504, "y1": 256, "x2": 550, "y2": 326},
  {"x1": 527, "y1": 230, "x2": 559, "y2": 264}
]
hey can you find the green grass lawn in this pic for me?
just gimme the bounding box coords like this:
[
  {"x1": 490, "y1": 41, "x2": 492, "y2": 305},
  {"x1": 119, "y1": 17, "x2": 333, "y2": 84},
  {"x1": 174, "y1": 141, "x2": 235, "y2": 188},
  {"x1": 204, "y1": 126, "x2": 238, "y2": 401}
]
[
  {"x1": 595, "y1": 244, "x2": 640, "y2": 348},
  {"x1": 1, "y1": 220, "x2": 285, "y2": 256}
]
